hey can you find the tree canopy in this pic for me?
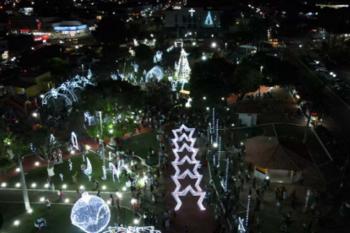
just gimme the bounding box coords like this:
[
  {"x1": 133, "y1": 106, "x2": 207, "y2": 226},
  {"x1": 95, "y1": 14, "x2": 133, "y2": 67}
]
[
  {"x1": 190, "y1": 57, "x2": 236, "y2": 104},
  {"x1": 93, "y1": 17, "x2": 127, "y2": 46}
]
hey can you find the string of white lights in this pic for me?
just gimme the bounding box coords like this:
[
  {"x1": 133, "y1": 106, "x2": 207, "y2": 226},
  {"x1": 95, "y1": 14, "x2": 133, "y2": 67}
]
[{"x1": 102, "y1": 226, "x2": 161, "y2": 233}]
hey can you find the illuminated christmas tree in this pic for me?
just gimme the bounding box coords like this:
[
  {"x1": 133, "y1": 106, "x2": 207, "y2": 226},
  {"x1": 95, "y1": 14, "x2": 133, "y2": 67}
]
[
  {"x1": 204, "y1": 11, "x2": 214, "y2": 26},
  {"x1": 174, "y1": 48, "x2": 191, "y2": 90}
]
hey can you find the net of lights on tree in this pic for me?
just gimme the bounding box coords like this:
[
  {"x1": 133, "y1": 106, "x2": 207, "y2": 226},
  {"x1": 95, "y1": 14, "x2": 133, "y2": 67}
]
[{"x1": 71, "y1": 192, "x2": 111, "y2": 233}]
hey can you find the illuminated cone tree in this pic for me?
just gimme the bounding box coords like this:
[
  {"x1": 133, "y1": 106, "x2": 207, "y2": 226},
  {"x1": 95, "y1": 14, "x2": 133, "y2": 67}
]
[{"x1": 174, "y1": 49, "x2": 191, "y2": 90}]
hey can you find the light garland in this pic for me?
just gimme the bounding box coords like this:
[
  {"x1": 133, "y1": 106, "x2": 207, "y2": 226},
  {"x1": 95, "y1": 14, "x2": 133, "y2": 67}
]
[
  {"x1": 171, "y1": 124, "x2": 206, "y2": 211},
  {"x1": 102, "y1": 226, "x2": 161, "y2": 233}
]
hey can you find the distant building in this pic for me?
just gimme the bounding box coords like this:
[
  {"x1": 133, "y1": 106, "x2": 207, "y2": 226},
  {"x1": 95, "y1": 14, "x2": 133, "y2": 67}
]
[
  {"x1": 164, "y1": 7, "x2": 221, "y2": 37},
  {"x1": 1, "y1": 71, "x2": 53, "y2": 97},
  {"x1": 51, "y1": 21, "x2": 90, "y2": 39},
  {"x1": 238, "y1": 113, "x2": 257, "y2": 127}
]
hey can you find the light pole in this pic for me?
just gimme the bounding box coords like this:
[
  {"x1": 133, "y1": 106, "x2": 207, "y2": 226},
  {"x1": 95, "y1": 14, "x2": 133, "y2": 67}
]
[{"x1": 18, "y1": 156, "x2": 32, "y2": 213}]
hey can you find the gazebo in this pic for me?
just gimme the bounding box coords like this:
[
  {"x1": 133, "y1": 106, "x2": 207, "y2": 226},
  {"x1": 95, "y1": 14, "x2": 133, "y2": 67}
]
[{"x1": 245, "y1": 136, "x2": 310, "y2": 183}]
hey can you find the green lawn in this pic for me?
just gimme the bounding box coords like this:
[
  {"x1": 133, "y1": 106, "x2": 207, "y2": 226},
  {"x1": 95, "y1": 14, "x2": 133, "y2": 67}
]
[
  {"x1": 0, "y1": 203, "x2": 136, "y2": 233},
  {"x1": 121, "y1": 132, "x2": 159, "y2": 166},
  {"x1": 5, "y1": 132, "x2": 162, "y2": 198},
  {"x1": 8, "y1": 153, "x2": 127, "y2": 192}
]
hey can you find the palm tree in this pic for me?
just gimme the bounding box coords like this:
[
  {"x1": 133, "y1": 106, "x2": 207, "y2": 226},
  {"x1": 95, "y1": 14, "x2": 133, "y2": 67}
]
[
  {"x1": 1, "y1": 132, "x2": 32, "y2": 213},
  {"x1": 30, "y1": 129, "x2": 64, "y2": 182},
  {"x1": 18, "y1": 154, "x2": 31, "y2": 212}
]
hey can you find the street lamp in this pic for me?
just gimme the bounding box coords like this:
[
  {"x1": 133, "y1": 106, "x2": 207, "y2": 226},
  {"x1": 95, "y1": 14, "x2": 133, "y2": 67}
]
[
  {"x1": 31, "y1": 112, "x2": 39, "y2": 118},
  {"x1": 13, "y1": 220, "x2": 20, "y2": 226},
  {"x1": 133, "y1": 218, "x2": 140, "y2": 225}
]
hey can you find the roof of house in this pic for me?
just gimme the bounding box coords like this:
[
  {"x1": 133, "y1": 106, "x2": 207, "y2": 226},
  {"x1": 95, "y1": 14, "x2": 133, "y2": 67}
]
[{"x1": 245, "y1": 136, "x2": 311, "y2": 170}]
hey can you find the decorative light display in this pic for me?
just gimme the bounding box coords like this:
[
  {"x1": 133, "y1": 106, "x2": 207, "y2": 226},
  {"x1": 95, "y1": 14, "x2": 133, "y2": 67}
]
[
  {"x1": 174, "y1": 49, "x2": 191, "y2": 90},
  {"x1": 102, "y1": 226, "x2": 161, "y2": 233},
  {"x1": 132, "y1": 63, "x2": 139, "y2": 73},
  {"x1": 84, "y1": 112, "x2": 96, "y2": 126},
  {"x1": 102, "y1": 165, "x2": 107, "y2": 180},
  {"x1": 245, "y1": 195, "x2": 251, "y2": 229},
  {"x1": 171, "y1": 124, "x2": 206, "y2": 211},
  {"x1": 145, "y1": 66, "x2": 164, "y2": 82},
  {"x1": 71, "y1": 192, "x2": 111, "y2": 233},
  {"x1": 42, "y1": 70, "x2": 95, "y2": 109},
  {"x1": 68, "y1": 159, "x2": 73, "y2": 171},
  {"x1": 109, "y1": 162, "x2": 120, "y2": 182},
  {"x1": 49, "y1": 134, "x2": 56, "y2": 145},
  {"x1": 42, "y1": 88, "x2": 73, "y2": 106},
  {"x1": 83, "y1": 156, "x2": 93, "y2": 180},
  {"x1": 238, "y1": 217, "x2": 246, "y2": 233},
  {"x1": 111, "y1": 70, "x2": 139, "y2": 86},
  {"x1": 204, "y1": 11, "x2": 214, "y2": 26},
  {"x1": 220, "y1": 157, "x2": 230, "y2": 192},
  {"x1": 71, "y1": 132, "x2": 80, "y2": 151},
  {"x1": 153, "y1": 51, "x2": 163, "y2": 63},
  {"x1": 188, "y1": 8, "x2": 196, "y2": 17}
]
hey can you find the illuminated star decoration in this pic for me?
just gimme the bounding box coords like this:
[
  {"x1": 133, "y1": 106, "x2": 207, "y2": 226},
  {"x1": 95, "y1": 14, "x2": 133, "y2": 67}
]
[
  {"x1": 102, "y1": 226, "x2": 161, "y2": 233},
  {"x1": 71, "y1": 192, "x2": 111, "y2": 233},
  {"x1": 171, "y1": 124, "x2": 206, "y2": 211}
]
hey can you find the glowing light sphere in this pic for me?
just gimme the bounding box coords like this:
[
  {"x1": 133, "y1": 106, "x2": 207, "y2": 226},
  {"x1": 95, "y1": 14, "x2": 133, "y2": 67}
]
[
  {"x1": 71, "y1": 192, "x2": 111, "y2": 233},
  {"x1": 145, "y1": 66, "x2": 164, "y2": 82}
]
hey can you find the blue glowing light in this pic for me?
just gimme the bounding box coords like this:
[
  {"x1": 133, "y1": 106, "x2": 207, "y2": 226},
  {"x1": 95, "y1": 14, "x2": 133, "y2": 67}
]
[
  {"x1": 71, "y1": 193, "x2": 111, "y2": 233},
  {"x1": 204, "y1": 11, "x2": 214, "y2": 26},
  {"x1": 145, "y1": 66, "x2": 164, "y2": 82},
  {"x1": 53, "y1": 25, "x2": 87, "y2": 32}
]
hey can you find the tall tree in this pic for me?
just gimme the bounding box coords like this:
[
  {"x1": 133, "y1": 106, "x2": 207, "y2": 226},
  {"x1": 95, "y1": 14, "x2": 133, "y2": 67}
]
[
  {"x1": 190, "y1": 58, "x2": 236, "y2": 104},
  {"x1": 0, "y1": 131, "x2": 32, "y2": 213},
  {"x1": 233, "y1": 63, "x2": 263, "y2": 97}
]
